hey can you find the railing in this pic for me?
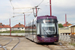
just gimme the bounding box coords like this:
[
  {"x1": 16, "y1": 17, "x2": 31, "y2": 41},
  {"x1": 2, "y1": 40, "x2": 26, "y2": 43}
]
[{"x1": 59, "y1": 33, "x2": 71, "y2": 43}]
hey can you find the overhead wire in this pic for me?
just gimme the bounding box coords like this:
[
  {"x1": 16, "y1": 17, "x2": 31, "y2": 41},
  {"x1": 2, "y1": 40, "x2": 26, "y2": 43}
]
[
  {"x1": 37, "y1": 0, "x2": 44, "y2": 7},
  {"x1": 32, "y1": 0, "x2": 44, "y2": 17},
  {"x1": 10, "y1": 0, "x2": 15, "y2": 10},
  {"x1": 9, "y1": 0, "x2": 44, "y2": 24},
  {"x1": 9, "y1": 0, "x2": 44, "y2": 16}
]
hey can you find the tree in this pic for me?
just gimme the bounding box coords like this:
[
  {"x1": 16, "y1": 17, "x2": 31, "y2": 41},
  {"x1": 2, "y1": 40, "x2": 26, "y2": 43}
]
[{"x1": 58, "y1": 24, "x2": 63, "y2": 28}]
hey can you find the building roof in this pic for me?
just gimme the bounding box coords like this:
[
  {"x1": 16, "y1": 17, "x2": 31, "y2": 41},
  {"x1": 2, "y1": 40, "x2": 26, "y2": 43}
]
[
  {"x1": 0, "y1": 23, "x2": 11, "y2": 28},
  {"x1": 12, "y1": 23, "x2": 25, "y2": 28},
  {"x1": 70, "y1": 25, "x2": 75, "y2": 27},
  {"x1": 63, "y1": 22, "x2": 72, "y2": 27}
]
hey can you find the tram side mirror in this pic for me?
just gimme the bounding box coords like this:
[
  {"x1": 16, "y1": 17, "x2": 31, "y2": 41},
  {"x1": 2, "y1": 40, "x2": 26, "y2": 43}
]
[
  {"x1": 34, "y1": 25, "x2": 35, "y2": 26},
  {"x1": 32, "y1": 25, "x2": 35, "y2": 27}
]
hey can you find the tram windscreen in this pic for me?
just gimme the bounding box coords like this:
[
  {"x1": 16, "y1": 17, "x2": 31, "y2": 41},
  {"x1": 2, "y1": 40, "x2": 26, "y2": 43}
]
[{"x1": 41, "y1": 23, "x2": 56, "y2": 35}]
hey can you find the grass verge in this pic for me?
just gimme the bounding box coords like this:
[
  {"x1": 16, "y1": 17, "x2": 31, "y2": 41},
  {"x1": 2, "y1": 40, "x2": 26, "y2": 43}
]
[
  {"x1": 0, "y1": 30, "x2": 25, "y2": 33},
  {"x1": 69, "y1": 43, "x2": 75, "y2": 46},
  {"x1": 0, "y1": 30, "x2": 36, "y2": 33}
]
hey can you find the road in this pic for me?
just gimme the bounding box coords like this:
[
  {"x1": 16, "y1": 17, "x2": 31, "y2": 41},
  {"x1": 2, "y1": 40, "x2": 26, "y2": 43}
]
[{"x1": 0, "y1": 36, "x2": 75, "y2": 50}]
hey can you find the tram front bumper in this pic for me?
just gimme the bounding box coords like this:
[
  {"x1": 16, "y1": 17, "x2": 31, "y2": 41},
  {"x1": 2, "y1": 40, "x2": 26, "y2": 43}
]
[{"x1": 37, "y1": 36, "x2": 59, "y2": 42}]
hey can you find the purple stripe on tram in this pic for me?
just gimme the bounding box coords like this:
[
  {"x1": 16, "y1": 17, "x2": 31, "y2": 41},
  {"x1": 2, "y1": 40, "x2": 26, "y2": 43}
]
[{"x1": 37, "y1": 36, "x2": 58, "y2": 42}]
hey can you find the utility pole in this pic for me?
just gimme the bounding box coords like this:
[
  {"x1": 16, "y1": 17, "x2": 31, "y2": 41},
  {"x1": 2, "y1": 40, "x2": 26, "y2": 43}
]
[
  {"x1": 50, "y1": 0, "x2": 52, "y2": 16},
  {"x1": 32, "y1": 6, "x2": 40, "y2": 17},
  {"x1": 36, "y1": 7, "x2": 37, "y2": 17},
  {"x1": 9, "y1": 19, "x2": 11, "y2": 36}
]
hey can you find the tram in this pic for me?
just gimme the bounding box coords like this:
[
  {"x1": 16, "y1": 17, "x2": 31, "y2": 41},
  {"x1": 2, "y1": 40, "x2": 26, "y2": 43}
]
[{"x1": 25, "y1": 15, "x2": 59, "y2": 43}]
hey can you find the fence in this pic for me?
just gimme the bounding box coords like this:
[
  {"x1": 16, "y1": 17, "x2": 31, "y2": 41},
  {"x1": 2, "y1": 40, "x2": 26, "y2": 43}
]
[{"x1": 59, "y1": 33, "x2": 71, "y2": 43}]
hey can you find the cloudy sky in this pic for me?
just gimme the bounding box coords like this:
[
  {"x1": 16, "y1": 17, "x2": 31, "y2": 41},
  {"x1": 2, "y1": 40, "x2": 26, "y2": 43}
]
[{"x1": 0, "y1": 0, "x2": 75, "y2": 26}]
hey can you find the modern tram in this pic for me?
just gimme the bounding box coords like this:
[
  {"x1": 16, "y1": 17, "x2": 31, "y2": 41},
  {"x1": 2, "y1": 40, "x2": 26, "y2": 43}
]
[{"x1": 25, "y1": 15, "x2": 59, "y2": 43}]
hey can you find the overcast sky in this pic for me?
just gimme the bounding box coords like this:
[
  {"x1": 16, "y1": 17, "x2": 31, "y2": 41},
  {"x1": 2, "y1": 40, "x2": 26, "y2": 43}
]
[{"x1": 0, "y1": 0, "x2": 75, "y2": 26}]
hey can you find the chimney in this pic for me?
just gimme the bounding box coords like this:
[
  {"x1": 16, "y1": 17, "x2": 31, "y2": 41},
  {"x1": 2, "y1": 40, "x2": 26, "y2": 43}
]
[
  {"x1": 19, "y1": 23, "x2": 21, "y2": 26},
  {"x1": 65, "y1": 14, "x2": 67, "y2": 23},
  {"x1": 65, "y1": 14, "x2": 67, "y2": 27},
  {"x1": 0, "y1": 23, "x2": 2, "y2": 26}
]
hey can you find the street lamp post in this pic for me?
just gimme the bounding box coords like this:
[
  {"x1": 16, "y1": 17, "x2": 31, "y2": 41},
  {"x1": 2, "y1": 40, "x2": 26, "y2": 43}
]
[
  {"x1": 9, "y1": 18, "x2": 11, "y2": 36},
  {"x1": 36, "y1": 7, "x2": 37, "y2": 17},
  {"x1": 23, "y1": 13, "x2": 26, "y2": 29}
]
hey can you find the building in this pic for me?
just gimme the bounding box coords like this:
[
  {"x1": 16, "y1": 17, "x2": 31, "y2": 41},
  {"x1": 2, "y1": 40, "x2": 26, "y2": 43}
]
[
  {"x1": 70, "y1": 25, "x2": 75, "y2": 43},
  {"x1": 63, "y1": 14, "x2": 72, "y2": 27},
  {"x1": 59, "y1": 27, "x2": 71, "y2": 34},
  {"x1": 63, "y1": 22, "x2": 72, "y2": 27},
  {"x1": 12, "y1": 23, "x2": 25, "y2": 31},
  {"x1": 0, "y1": 23, "x2": 10, "y2": 32}
]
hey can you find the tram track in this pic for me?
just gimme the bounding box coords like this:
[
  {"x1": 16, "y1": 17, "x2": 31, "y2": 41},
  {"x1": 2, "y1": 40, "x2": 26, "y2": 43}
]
[
  {"x1": 41, "y1": 42, "x2": 75, "y2": 50},
  {"x1": 11, "y1": 38, "x2": 20, "y2": 50},
  {"x1": 39, "y1": 43, "x2": 56, "y2": 50},
  {"x1": 0, "y1": 37, "x2": 12, "y2": 50},
  {"x1": 0, "y1": 37, "x2": 20, "y2": 50}
]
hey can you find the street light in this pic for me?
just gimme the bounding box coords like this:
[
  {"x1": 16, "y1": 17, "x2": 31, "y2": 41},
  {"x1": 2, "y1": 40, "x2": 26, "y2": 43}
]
[{"x1": 9, "y1": 18, "x2": 11, "y2": 36}]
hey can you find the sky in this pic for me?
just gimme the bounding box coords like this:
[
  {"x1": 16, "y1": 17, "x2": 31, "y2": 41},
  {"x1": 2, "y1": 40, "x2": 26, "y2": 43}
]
[{"x1": 0, "y1": 0, "x2": 75, "y2": 27}]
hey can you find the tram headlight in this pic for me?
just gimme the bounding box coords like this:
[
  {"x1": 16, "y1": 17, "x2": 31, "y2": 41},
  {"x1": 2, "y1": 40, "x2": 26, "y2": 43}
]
[
  {"x1": 41, "y1": 36, "x2": 45, "y2": 38},
  {"x1": 54, "y1": 36, "x2": 56, "y2": 37}
]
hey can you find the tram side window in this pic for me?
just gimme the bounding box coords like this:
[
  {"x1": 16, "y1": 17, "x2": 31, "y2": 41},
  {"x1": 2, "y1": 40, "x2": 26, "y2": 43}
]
[
  {"x1": 32, "y1": 24, "x2": 37, "y2": 34},
  {"x1": 30, "y1": 23, "x2": 32, "y2": 34},
  {"x1": 56, "y1": 23, "x2": 59, "y2": 34},
  {"x1": 37, "y1": 23, "x2": 40, "y2": 35}
]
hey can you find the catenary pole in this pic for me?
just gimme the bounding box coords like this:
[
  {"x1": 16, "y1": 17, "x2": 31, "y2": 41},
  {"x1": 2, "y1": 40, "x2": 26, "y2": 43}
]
[
  {"x1": 24, "y1": 13, "x2": 26, "y2": 28},
  {"x1": 36, "y1": 7, "x2": 37, "y2": 17},
  {"x1": 50, "y1": 0, "x2": 52, "y2": 16}
]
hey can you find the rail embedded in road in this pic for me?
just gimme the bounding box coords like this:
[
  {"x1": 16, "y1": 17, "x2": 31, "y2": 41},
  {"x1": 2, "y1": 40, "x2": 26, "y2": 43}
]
[
  {"x1": 0, "y1": 38, "x2": 12, "y2": 50},
  {"x1": 11, "y1": 38, "x2": 20, "y2": 50},
  {"x1": 0, "y1": 37, "x2": 20, "y2": 50}
]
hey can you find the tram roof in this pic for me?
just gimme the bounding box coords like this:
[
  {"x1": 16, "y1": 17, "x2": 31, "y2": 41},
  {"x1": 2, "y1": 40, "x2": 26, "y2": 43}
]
[
  {"x1": 37, "y1": 15, "x2": 57, "y2": 19},
  {"x1": 26, "y1": 15, "x2": 57, "y2": 26}
]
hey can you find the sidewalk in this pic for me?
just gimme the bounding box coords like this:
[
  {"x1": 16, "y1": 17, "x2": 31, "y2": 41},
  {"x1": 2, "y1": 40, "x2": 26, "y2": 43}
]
[{"x1": 14, "y1": 38, "x2": 50, "y2": 50}]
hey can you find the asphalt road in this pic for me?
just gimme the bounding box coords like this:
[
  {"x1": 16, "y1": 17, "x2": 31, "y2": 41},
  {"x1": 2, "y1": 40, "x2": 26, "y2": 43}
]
[{"x1": 0, "y1": 36, "x2": 75, "y2": 50}]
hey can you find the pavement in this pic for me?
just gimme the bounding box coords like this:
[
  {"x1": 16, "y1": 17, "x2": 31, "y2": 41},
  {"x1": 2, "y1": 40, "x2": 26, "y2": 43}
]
[
  {"x1": 48, "y1": 45, "x2": 75, "y2": 50},
  {"x1": 0, "y1": 36, "x2": 50, "y2": 50},
  {"x1": 0, "y1": 48, "x2": 4, "y2": 50},
  {"x1": 14, "y1": 38, "x2": 49, "y2": 50},
  {"x1": 6, "y1": 38, "x2": 19, "y2": 50},
  {"x1": 0, "y1": 36, "x2": 75, "y2": 50}
]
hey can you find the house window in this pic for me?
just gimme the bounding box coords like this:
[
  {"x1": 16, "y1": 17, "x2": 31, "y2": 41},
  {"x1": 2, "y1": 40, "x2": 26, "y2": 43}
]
[
  {"x1": 3, "y1": 28, "x2": 6, "y2": 29},
  {"x1": 18, "y1": 27, "x2": 20, "y2": 29},
  {"x1": 22, "y1": 27, "x2": 24, "y2": 29},
  {"x1": 0, "y1": 28, "x2": 2, "y2": 30}
]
